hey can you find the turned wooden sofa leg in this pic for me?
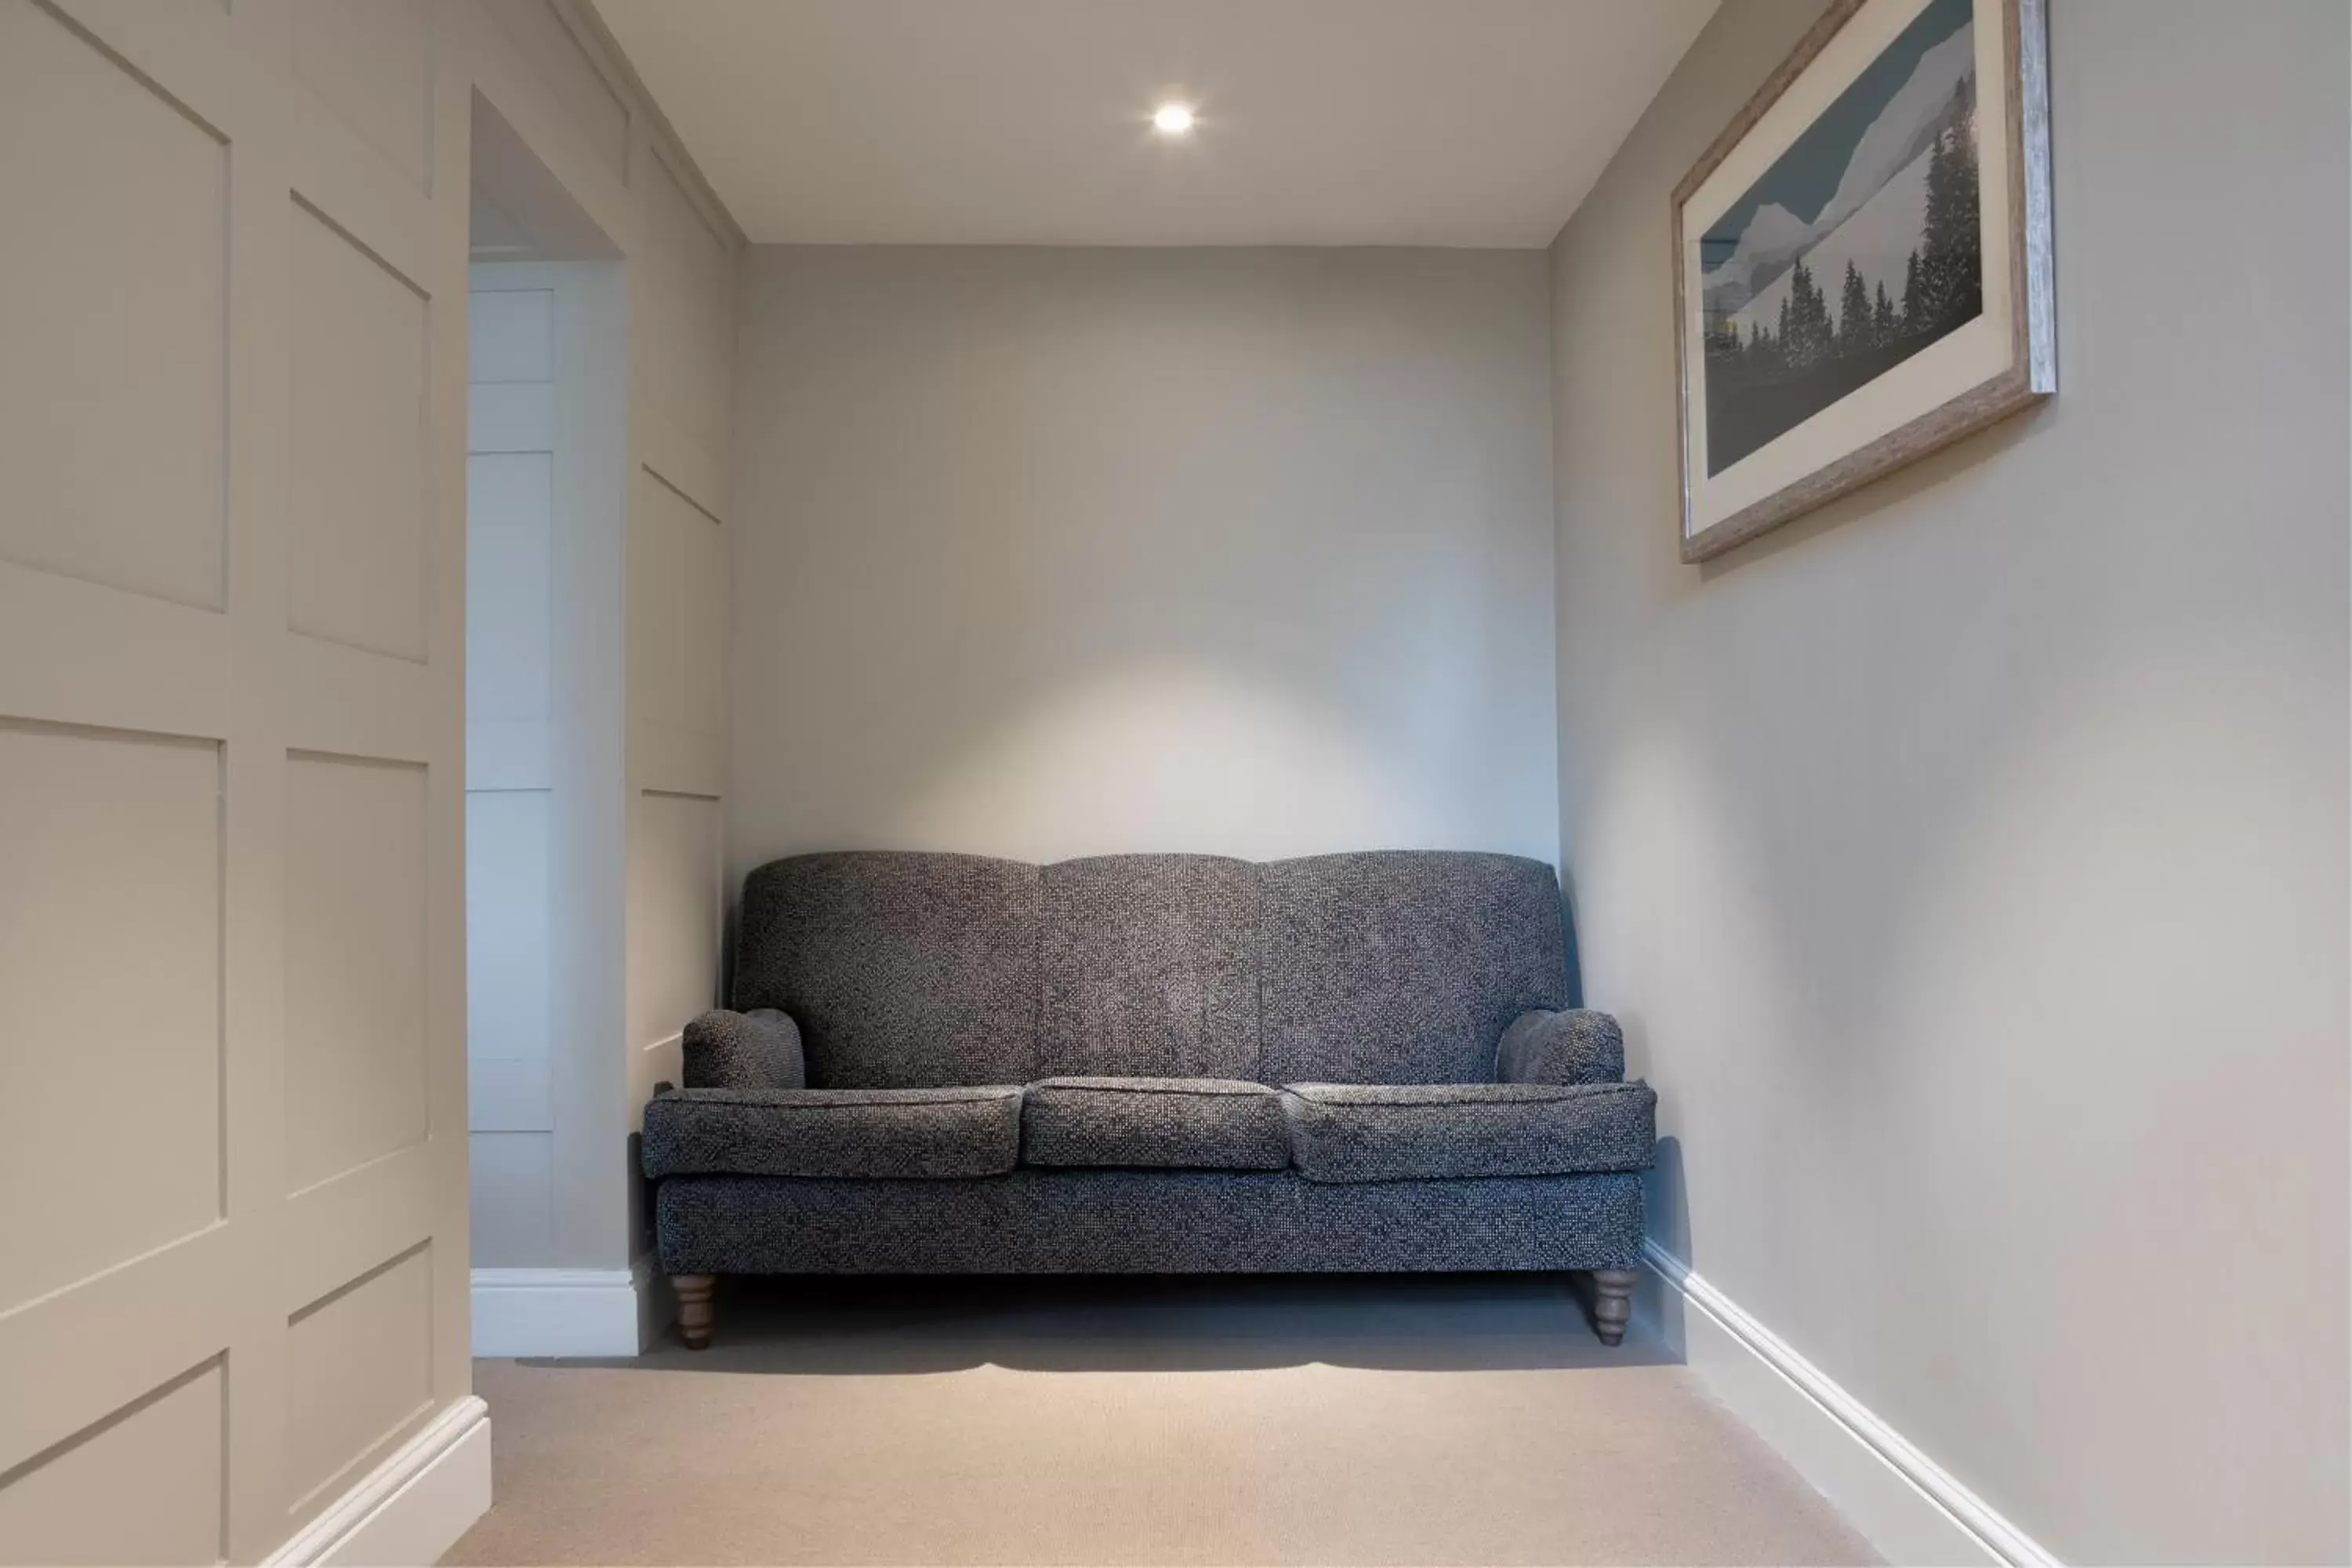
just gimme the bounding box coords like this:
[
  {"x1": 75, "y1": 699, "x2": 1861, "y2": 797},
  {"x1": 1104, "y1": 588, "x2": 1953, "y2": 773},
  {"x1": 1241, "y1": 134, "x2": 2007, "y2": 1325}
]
[
  {"x1": 673, "y1": 1273, "x2": 717, "y2": 1350},
  {"x1": 1588, "y1": 1268, "x2": 1637, "y2": 1346}
]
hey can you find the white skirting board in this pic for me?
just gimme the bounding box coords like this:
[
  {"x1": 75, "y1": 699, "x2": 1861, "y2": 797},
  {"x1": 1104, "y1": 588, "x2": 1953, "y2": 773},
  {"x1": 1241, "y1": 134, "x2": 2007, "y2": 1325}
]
[
  {"x1": 473, "y1": 1260, "x2": 668, "y2": 1358},
  {"x1": 1639, "y1": 1240, "x2": 2060, "y2": 1567},
  {"x1": 264, "y1": 1396, "x2": 491, "y2": 1566}
]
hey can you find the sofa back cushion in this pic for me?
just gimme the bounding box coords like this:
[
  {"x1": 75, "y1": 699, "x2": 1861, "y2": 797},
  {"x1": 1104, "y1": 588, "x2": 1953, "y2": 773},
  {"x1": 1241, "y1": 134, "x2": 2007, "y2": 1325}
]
[
  {"x1": 734, "y1": 851, "x2": 1041, "y2": 1087},
  {"x1": 1039, "y1": 855, "x2": 1261, "y2": 1079},
  {"x1": 1259, "y1": 851, "x2": 1570, "y2": 1083},
  {"x1": 731, "y1": 848, "x2": 1571, "y2": 1090}
]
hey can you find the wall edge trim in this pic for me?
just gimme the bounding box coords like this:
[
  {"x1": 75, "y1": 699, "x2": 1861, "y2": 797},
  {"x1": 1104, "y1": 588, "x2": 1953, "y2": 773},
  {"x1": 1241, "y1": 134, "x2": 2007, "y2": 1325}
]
[
  {"x1": 1642, "y1": 1240, "x2": 2061, "y2": 1568},
  {"x1": 470, "y1": 1261, "x2": 655, "y2": 1356},
  {"x1": 262, "y1": 1396, "x2": 490, "y2": 1566}
]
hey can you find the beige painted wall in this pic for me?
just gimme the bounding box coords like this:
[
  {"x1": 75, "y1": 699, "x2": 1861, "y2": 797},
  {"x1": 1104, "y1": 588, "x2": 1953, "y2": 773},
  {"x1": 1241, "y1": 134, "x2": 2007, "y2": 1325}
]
[
  {"x1": 1547, "y1": 0, "x2": 2350, "y2": 1561},
  {"x1": 728, "y1": 245, "x2": 1559, "y2": 877}
]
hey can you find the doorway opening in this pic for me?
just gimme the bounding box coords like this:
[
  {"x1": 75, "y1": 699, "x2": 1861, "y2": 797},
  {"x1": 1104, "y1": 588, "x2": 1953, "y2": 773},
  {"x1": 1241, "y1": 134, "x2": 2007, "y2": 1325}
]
[{"x1": 463, "y1": 93, "x2": 633, "y2": 1352}]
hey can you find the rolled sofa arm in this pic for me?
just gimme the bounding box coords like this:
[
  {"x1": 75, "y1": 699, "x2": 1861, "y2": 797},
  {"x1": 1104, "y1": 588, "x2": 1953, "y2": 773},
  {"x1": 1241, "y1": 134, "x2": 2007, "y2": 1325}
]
[
  {"x1": 681, "y1": 1007, "x2": 806, "y2": 1091},
  {"x1": 1495, "y1": 1007, "x2": 1624, "y2": 1085}
]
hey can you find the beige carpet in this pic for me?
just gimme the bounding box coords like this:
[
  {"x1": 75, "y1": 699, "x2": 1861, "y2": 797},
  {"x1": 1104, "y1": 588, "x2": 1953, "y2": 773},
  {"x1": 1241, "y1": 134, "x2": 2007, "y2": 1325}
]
[{"x1": 445, "y1": 1275, "x2": 1876, "y2": 1566}]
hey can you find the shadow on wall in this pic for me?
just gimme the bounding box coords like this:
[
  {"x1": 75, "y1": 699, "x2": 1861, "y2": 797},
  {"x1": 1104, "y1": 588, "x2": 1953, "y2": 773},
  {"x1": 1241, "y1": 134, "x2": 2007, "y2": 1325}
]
[
  {"x1": 735, "y1": 652, "x2": 1560, "y2": 876},
  {"x1": 1559, "y1": 873, "x2": 1588, "y2": 1009},
  {"x1": 870, "y1": 660, "x2": 1512, "y2": 866},
  {"x1": 1634, "y1": 1136, "x2": 1691, "y2": 1359},
  {"x1": 1693, "y1": 399, "x2": 2045, "y2": 582},
  {"x1": 527, "y1": 1273, "x2": 1681, "y2": 1376}
]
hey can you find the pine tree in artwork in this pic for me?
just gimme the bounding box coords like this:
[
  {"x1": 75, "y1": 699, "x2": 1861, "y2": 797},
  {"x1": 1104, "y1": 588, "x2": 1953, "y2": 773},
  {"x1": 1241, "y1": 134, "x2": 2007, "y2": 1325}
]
[
  {"x1": 1919, "y1": 132, "x2": 1951, "y2": 322},
  {"x1": 1786, "y1": 263, "x2": 1802, "y2": 361},
  {"x1": 1784, "y1": 261, "x2": 1811, "y2": 366},
  {"x1": 1917, "y1": 83, "x2": 1983, "y2": 331},
  {"x1": 1944, "y1": 112, "x2": 1982, "y2": 321},
  {"x1": 1839, "y1": 259, "x2": 1871, "y2": 350},
  {"x1": 1805, "y1": 262, "x2": 1831, "y2": 360},
  {"x1": 1699, "y1": 72, "x2": 1984, "y2": 474}
]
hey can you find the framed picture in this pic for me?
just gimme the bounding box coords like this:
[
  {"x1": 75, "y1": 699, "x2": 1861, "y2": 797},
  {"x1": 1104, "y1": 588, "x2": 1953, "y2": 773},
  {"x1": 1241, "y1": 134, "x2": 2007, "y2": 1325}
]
[{"x1": 1673, "y1": 0, "x2": 2053, "y2": 562}]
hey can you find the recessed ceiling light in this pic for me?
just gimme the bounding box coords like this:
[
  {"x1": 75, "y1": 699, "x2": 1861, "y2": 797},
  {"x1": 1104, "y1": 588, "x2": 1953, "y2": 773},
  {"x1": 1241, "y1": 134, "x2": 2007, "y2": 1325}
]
[{"x1": 1152, "y1": 103, "x2": 1196, "y2": 137}]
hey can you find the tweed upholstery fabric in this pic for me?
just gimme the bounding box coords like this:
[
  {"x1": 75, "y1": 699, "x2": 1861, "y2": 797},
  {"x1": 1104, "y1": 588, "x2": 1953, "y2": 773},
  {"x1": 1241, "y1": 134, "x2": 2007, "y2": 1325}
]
[
  {"x1": 655, "y1": 1167, "x2": 1645, "y2": 1275},
  {"x1": 681, "y1": 1008, "x2": 806, "y2": 1091},
  {"x1": 1020, "y1": 1077, "x2": 1288, "y2": 1171},
  {"x1": 1039, "y1": 855, "x2": 1261, "y2": 1078},
  {"x1": 733, "y1": 852, "x2": 1043, "y2": 1088},
  {"x1": 1258, "y1": 852, "x2": 1570, "y2": 1083},
  {"x1": 641, "y1": 1085, "x2": 1022, "y2": 1179},
  {"x1": 1281, "y1": 1081, "x2": 1656, "y2": 1183},
  {"x1": 675, "y1": 848, "x2": 1644, "y2": 1281},
  {"x1": 1495, "y1": 1008, "x2": 1624, "y2": 1086}
]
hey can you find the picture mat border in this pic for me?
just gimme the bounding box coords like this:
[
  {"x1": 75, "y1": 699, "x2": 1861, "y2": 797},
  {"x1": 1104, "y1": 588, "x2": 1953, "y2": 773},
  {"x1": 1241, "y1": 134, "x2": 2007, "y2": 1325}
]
[
  {"x1": 1671, "y1": 0, "x2": 2054, "y2": 564},
  {"x1": 1682, "y1": 0, "x2": 2016, "y2": 532}
]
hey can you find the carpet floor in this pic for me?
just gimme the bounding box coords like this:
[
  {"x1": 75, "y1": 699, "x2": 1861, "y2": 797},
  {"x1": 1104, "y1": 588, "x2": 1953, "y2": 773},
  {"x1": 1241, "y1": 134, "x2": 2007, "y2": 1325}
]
[{"x1": 444, "y1": 1274, "x2": 1877, "y2": 1566}]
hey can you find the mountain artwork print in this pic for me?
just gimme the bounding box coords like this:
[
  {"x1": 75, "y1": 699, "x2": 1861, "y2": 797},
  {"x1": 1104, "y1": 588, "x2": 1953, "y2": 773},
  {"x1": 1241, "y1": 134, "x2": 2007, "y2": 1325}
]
[{"x1": 1698, "y1": 0, "x2": 1980, "y2": 476}]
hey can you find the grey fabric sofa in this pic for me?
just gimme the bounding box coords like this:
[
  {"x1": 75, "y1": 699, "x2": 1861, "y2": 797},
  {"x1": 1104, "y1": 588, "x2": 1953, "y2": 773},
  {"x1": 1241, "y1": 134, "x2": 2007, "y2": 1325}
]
[{"x1": 642, "y1": 849, "x2": 1655, "y2": 1347}]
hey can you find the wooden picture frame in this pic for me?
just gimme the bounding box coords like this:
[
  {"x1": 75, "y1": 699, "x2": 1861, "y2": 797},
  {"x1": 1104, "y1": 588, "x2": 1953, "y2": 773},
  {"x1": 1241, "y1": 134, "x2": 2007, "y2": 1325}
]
[{"x1": 1672, "y1": 0, "x2": 2053, "y2": 563}]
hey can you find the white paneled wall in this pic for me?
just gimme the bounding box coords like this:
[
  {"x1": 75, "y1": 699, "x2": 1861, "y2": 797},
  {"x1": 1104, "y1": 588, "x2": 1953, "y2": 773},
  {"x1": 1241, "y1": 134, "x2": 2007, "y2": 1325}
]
[
  {"x1": 626, "y1": 789, "x2": 725, "y2": 1079},
  {"x1": 292, "y1": 0, "x2": 437, "y2": 193},
  {"x1": 0, "y1": 0, "x2": 741, "y2": 1559},
  {"x1": 463, "y1": 143, "x2": 739, "y2": 1338},
  {"x1": 629, "y1": 473, "x2": 730, "y2": 747},
  {"x1": 288, "y1": 201, "x2": 435, "y2": 662},
  {"x1": 466, "y1": 281, "x2": 561, "y2": 1270},
  {"x1": 0, "y1": 0, "x2": 469, "y2": 1556},
  {"x1": 0, "y1": 9, "x2": 227, "y2": 612},
  {"x1": 284, "y1": 1249, "x2": 436, "y2": 1508},
  {"x1": 640, "y1": 152, "x2": 738, "y2": 459},
  {"x1": 284, "y1": 754, "x2": 434, "y2": 1192},
  {"x1": 623, "y1": 142, "x2": 735, "y2": 1142},
  {"x1": 481, "y1": 0, "x2": 631, "y2": 187},
  {"x1": 0, "y1": 725, "x2": 223, "y2": 1313},
  {"x1": 456, "y1": 15, "x2": 742, "y2": 1345},
  {"x1": 0, "y1": 1362, "x2": 227, "y2": 1565},
  {"x1": 463, "y1": 257, "x2": 641, "y2": 1295}
]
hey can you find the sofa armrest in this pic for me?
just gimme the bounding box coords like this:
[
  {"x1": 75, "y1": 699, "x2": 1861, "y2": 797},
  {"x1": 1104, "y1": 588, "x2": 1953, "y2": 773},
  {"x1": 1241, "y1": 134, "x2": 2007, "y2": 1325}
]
[
  {"x1": 681, "y1": 1007, "x2": 806, "y2": 1091},
  {"x1": 1495, "y1": 1008, "x2": 1624, "y2": 1085}
]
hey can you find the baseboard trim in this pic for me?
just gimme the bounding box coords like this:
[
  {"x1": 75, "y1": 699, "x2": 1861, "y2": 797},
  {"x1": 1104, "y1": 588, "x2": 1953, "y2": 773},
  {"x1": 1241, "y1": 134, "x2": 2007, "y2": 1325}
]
[
  {"x1": 1641, "y1": 1240, "x2": 2058, "y2": 1567},
  {"x1": 472, "y1": 1260, "x2": 657, "y2": 1357},
  {"x1": 264, "y1": 1396, "x2": 490, "y2": 1566}
]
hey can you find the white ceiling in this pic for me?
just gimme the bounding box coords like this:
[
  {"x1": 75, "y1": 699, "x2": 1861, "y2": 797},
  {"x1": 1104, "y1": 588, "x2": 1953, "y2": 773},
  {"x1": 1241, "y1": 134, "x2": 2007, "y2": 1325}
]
[{"x1": 593, "y1": 0, "x2": 1719, "y2": 248}]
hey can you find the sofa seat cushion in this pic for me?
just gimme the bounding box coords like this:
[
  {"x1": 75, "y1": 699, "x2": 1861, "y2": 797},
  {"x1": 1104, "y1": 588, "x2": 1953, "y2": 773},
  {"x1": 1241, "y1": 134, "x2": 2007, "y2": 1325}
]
[
  {"x1": 1021, "y1": 1077, "x2": 1290, "y2": 1171},
  {"x1": 641, "y1": 1085, "x2": 1022, "y2": 1180},
  {"x1": 1279, "y1": 1081, "x2": 1655, "y2": 1184}
]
